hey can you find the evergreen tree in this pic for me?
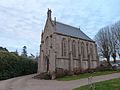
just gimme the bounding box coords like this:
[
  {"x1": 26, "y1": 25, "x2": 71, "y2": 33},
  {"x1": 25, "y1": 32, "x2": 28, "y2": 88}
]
[{"x1": 21, "y1": 46, "x2": 27, "y2": 57}]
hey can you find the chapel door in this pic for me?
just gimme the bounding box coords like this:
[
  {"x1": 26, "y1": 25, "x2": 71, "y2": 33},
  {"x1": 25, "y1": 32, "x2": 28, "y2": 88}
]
[{"x1": 46, "y1": 56, "x2": 49, "y2": 72}]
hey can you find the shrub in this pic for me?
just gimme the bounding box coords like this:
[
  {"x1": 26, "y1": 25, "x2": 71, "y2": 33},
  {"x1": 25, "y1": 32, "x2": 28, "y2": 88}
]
[
  {"x1": 56, "y1": 68, "x2": 69, "y2": 78},
  {"x1": 34, "y1": 72, "x2": 51, "y2": 80},
  {"x1": 96, "y1": 66, "x2": 114, "y2": 72},
  {"x1": 73, "y1": 67, "x2": 81, "y2": 75},
  {"x1": 0, "y1": 51, "x2": 38, "y2": 80}
]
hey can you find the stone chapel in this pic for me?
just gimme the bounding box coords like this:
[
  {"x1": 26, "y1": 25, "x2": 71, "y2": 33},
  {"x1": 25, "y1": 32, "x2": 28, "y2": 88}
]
[{"x1": 38, "y1": 9, "x2": 99, "y2": 78}]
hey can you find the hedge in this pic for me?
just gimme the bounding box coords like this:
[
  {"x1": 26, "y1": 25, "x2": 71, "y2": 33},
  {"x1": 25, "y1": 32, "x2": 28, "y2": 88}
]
[{"x1": 0, "y1": 51, "x2": 38, "y2": 80}]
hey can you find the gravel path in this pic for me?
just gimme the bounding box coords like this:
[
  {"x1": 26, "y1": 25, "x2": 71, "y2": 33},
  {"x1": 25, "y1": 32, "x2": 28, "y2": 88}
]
[{"x1": 0, "y1": 73, "x2": 120, "y2": 90}]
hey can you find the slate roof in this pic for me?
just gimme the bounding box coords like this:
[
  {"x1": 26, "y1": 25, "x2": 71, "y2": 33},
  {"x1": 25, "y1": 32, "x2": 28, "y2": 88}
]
[{"x1": 53, "y1": 21, "x2": 94, "y2": 42}]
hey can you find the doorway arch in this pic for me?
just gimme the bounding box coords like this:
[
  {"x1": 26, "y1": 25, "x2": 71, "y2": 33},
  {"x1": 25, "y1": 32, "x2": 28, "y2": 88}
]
[{"x1": 45, "y1": 56, "x2": 49, "y2": 72}]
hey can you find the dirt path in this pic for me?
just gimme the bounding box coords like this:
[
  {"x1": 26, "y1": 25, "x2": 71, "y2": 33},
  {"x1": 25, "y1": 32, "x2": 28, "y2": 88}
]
[{"x1": 0, "y1": 73, "x2": 120, "y2": 90}]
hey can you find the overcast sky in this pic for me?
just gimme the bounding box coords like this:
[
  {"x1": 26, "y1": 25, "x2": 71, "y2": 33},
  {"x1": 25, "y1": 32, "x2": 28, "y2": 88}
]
[{"x1": 0, "y1": 0, "x2": 120, "y2": 55}]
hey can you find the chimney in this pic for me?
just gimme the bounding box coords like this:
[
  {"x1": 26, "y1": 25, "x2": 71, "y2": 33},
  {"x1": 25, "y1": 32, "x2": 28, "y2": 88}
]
[
  {"x1": 47, "y1": 8, "x2": 52, "y2": 20},
  {"x1": 78, "y1": 26, "x2": 80, "y2": 30},
  {"x1": 54, "y1": 17, "x2": 56, "y2": 25}
]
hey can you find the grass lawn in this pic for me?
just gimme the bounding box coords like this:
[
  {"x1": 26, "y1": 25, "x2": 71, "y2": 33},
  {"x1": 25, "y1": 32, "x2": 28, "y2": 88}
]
[
  {"x1": 73, "y1": 78, "x2": 120, "y2": 90},
  {"x1": 57, "y1": 70, "x2": 120, "y2": 81}
]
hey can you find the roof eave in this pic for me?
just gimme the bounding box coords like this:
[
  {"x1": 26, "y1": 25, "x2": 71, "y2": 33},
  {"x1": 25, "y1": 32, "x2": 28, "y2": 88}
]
[{"x1": 54, "y1": 32, "x2": 95, "y2": 43}]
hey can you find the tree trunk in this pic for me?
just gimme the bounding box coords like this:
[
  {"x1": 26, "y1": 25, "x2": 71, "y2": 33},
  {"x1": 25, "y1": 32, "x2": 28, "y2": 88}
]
[
  {"x1": 112, "y1": 53, "x2": 116, "y2": 63},
  {"x1": 106, "y1": 56, "x2": 111, "y2": 66},
  {"x1": 113, "y1": 57, "x2": 116, "y2": 63}
]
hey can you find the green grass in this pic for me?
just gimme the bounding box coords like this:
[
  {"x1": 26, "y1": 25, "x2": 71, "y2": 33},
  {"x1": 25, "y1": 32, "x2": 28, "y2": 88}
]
[
  {"x1": 57, "y1": 70, "x2": 120, "y2": 81},
  {"x1": 74, "y1": 78, "x2": 120, "y2": 90}
]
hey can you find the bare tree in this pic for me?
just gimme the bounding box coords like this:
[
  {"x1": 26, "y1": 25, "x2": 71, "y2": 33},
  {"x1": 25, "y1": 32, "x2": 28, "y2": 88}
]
[
  {"x1": 110, "y1": 22, "x2": 120, "y2": 60},
  {"x1": 110, "y1": 26, "x2": 117, "y2": 62},
  {"x1": 114, "y1": 21, "x2": 120, "y2": 43},
  {"x1": 95, "y1": 20, "x2": 120, "y2": 65},
  {"x1": 95, "y1": 26, "x2": 112, "y2": 66}
]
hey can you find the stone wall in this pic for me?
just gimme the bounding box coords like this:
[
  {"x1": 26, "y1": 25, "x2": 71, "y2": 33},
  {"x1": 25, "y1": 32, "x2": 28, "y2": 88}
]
[{"x1": 55, "y1": 34, "x2": 98, "y2": 72}]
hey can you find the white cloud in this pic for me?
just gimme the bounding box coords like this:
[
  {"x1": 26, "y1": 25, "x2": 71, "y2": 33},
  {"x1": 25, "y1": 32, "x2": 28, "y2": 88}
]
[{"x1": 0, "y1": 0, "x2": 120, "y2": 55}]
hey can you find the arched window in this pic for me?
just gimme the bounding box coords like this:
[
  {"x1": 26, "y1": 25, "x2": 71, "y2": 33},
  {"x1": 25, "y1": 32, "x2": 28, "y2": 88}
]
[
  {"x1": 45, "y1": 37, "x2": 49, "y2": 54},
  {"x1": 81, "y1": 42, "x2": 85, "y2": 58},
  {"x1": 90, "y1": 44, "x2": 93, "y2": 59},
  {"x1": 45, "y1": 37, "x2": 49, "y2": 49},
  {"x1": 72, "y1": 40, "x2": 76, "y2": 57},
  {"x1": 86, "y1": 43, "x2": 88, "y2": 57},
  {"x1": 61, "y1": 38, "x2": 67, "y2": 56}
]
